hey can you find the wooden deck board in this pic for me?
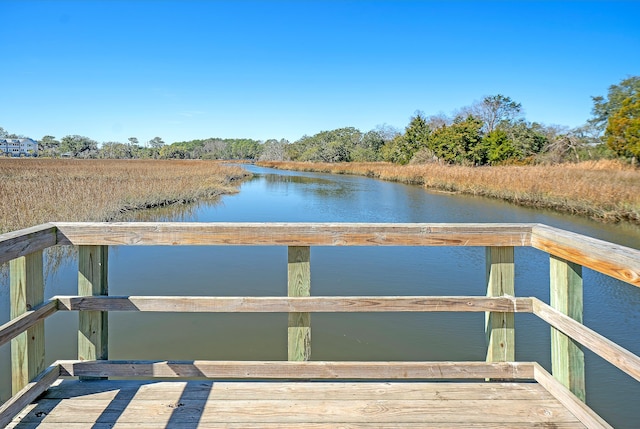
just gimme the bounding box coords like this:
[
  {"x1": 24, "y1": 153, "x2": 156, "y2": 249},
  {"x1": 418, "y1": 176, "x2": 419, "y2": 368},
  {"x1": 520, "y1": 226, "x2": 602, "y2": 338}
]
[{"x1": 7, "y1": 379, "x2": 586, "y2": 428}]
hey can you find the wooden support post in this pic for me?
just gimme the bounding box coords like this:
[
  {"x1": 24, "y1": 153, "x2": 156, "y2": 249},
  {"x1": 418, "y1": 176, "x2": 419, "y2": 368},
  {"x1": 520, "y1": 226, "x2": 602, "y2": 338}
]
[
  {"x1": 288, "y1": 246, "x2": 311, "y2": 361},
  {"x1": 78, "y1": 246, "x2": 108, "y2": 368},
  {"x1": 10, "y1": 251, "x2": 45, "y2": 395},
  {"x1": 550, "y1": 254, "x2": 585, "y2": 401},
  {"x1": 485, "y1": 246, "x2": 515, "y2": 363}
]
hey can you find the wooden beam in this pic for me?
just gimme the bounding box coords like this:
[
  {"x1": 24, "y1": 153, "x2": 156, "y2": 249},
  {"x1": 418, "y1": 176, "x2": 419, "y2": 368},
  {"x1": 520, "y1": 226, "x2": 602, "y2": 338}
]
[
  {"x1": 550, "y1": 255, "x2": 585, "y2": 401},
  {"x1": 10, "y1": 251, "x2": 45, "y2": 395},
  {"x1": 532, "y1": 298, "x2": 640, "y2": 382},
  {"x1": 0, "y1": 224, "x2": 57, "y2": 265},
  {"x1": 56, "y1": 360, "x2": 535, "y2": 380},
  {"x1": 53, "y1": 222, "x2": 534, "y2": 247},
  {"x1": 288, "y1": 246, "x2": 311, "y2": 361},
  {"x1": 533, "y1": 363, "x2": 613, "y2": 429},
  {"x1": 0, "y1": 300, "x2": 58, "y2": 347},
  {"x1": 54, "y1": 295, "x2": 533, "y2": 313},
  {"x1": 0, "y1": 363, "x2": 60, "y2": 429},
  {"x1": 78, "y1": 246, "x2": 108, "y2": 367},
  {"x1": 485, "y1": 247, "x2": 515, "y2": 363},
  {"x1": 531, "y1": 224, "x2": 640, "y2": 288}
]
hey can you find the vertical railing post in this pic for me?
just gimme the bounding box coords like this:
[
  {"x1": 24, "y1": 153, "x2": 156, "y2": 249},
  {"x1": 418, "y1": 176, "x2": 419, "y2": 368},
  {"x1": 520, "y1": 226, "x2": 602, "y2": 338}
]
[
  {"x1": 550, "y1": 254, "x2": 585, "y2": 401},
  {"x1": 78, "y1": 245, "x2": 108, "y2": 370},
  {"x1": 288, "y1": 246, "x2": 311, "y2": 361},
  {"x1": 10, "y1": 251, "x2": 45, "y2": 394},
  {"x1": 485, "y1": 246, "x2": 515, "y2": 363}
]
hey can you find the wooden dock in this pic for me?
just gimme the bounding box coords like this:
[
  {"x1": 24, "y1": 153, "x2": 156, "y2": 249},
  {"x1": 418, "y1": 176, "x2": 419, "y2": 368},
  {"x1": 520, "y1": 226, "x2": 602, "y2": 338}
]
[
  {"x1": 1, "y1": 222, "x2": 640, "y2": 428},
  {"x1": 8, "y1": 378, "x2": 588, "y2": 428}
]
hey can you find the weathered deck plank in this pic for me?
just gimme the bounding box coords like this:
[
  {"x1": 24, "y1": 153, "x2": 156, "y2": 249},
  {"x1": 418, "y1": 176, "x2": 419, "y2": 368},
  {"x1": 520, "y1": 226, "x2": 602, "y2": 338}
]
[
  {"x1": 7, "y1": 379, "x2": 585, "y2": 428},
  {"x1": 38, "y1": 380, "x2": 546, "y2": 401}
]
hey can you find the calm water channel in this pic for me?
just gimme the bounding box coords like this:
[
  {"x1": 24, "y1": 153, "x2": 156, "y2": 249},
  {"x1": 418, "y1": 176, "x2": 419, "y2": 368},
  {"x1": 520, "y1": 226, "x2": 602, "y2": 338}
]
[{"x1": 1, "y1": 164, "x2": 639, "y2": 427}]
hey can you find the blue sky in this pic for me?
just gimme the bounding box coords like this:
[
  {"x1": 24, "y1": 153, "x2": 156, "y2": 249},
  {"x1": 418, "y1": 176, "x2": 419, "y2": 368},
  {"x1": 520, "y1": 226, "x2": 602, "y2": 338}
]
[{"x1": 1, "y1": 1, "x2": 639, "y2": 145}]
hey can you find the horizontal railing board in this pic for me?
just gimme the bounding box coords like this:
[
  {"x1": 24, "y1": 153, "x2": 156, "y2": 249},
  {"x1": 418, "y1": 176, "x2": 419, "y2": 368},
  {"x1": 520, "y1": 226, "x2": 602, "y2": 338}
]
[
  {"x1": 52, "y1": 222, "x2": 535, "y2": 247},
  {"x1": 0, "y1": 364, "x2": 60, "y2": 429},
  {"x1": 533, "y1": 363, "x2": 613, "y2": 429},
  {"x1": 532, "y1": 298, "x2": 640, "y2": 382},
  {"x1": 57, "y1": 360, "x2": 535, "y2": 380},
  {"x1": 0, "y1": 300, "x2": 58, "y2": 347},
  {"x1": 531, "y1": 224, "x2": 640, "y2": 287},
  {"x1": 0, "y1": 224, "x2": 58, "y2": 265},
  {"x1": 55, "y1": 296, "x2": 533, "y2": 313}
]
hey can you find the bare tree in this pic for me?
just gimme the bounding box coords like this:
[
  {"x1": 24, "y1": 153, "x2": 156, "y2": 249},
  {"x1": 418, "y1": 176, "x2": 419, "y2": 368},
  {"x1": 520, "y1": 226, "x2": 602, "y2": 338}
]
[
  {"x1": 259, "y1": 139, "x2": 288, "y2": 161},
  {"x1": 466, "y1": 94, "x2": 523, "y2": 133}
]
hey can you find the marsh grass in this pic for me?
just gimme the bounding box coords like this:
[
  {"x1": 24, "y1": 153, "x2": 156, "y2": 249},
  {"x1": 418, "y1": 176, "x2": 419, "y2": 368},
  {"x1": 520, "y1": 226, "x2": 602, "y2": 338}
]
[
  {"x1": 0, "y1": 159, "x2": 249, "y2": 234},
  {"x1": 257, "y1": 160, "x2": 640, "y2": 224}
]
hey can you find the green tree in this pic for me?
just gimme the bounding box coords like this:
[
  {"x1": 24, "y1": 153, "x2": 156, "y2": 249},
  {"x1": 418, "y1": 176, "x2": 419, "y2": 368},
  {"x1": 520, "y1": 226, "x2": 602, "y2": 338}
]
[
  {"x1": 351, "y1": 130, "x2": 385, "y2": 162},
  {"x1": 0, "y1": 127, "x2": 23, "y2": 138},
  {"x1": 148, "y1": 137, "x2": 165, "y2": 149},
  {"x1": 289, "y1": 127, "x2": 362, "y2": 162},
  {"x1": 606, "y1": 95, "x2": 640, "y2": 163},
  {"x1": 227, "y1": 139, "x2": 262, "y2": 159},
  {"x1": 501, "y1": 120, "x2": 548, "y2": 159},
  {"x1": 380, "y1": 134, "x2": 404, "y2": 163},
  {"x1": 60, "y1": 135, "x2": 98, "y2": 157},
  {"x1": 483, "y1": 129, "x2": 518, "y2": 165},
  {"x1": 430, "y1": 116, "x2": 484, "y2": 165},
  {"x1": 590, "y1": 76, "x2": 640, "y2": 133},
  {"x1": 39, "y1": 135, "x2": 60, "y2": 157},
  {"x1": 381, "y1": 113, "x2": 430, "y2": 164},
  {"x1": 159, "y1": 145, "x2": 190, "y2": 159},
  {"x1": 100, "y1": 141, "x2": 131, "y2": 159}
]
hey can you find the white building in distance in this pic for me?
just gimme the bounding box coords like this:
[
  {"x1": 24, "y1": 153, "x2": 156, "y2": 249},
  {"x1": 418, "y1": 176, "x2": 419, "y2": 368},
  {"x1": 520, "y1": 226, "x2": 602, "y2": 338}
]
[{"x1": 0, "y1": 138, "x2": 38, "y2": 157}]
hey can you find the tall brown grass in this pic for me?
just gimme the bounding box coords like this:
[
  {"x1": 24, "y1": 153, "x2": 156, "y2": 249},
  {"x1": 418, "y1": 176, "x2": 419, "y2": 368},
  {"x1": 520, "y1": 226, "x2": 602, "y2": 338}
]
[
  {"x1": 257, "y1": 160, "x2": 640, "y2": 224},
  {"x1": 0, "y1": 159, "x2": 249, "y2": 234}
]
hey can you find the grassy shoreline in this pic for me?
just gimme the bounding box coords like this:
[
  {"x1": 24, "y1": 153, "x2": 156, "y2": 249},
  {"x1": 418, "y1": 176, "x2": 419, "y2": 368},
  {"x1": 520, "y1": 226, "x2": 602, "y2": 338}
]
[
  {"x1": 0, "y1": 159, "x2": 249, "y2": 234},
  {"x1": 257, "y1": 160, "x2": 640, "y2": 225}
]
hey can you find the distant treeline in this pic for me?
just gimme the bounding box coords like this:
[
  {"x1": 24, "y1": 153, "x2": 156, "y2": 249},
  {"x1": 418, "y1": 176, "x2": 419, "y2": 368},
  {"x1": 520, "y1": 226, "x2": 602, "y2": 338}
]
[{"x1": 2, "y1": 76, "x2": 637, "y2": 165}]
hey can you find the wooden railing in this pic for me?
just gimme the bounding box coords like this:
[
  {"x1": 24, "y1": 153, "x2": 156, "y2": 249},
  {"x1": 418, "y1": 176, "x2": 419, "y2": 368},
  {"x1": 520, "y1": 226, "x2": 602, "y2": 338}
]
[{"x1": 1, "y1": 222, "x2": 640, "y2": 428}]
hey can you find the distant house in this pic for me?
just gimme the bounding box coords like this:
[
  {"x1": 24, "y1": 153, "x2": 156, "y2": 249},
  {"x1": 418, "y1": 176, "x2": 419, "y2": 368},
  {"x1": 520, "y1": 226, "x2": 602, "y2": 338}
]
[{"x1": 0, "y1": 138, "x2": 38, "y2": 157}]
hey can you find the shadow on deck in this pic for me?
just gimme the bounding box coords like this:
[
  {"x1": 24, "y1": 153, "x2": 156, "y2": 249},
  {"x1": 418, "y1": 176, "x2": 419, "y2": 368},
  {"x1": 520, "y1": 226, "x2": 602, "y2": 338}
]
[{"x1": 10, "y1": 377, "x2": 586, "y2": 428}]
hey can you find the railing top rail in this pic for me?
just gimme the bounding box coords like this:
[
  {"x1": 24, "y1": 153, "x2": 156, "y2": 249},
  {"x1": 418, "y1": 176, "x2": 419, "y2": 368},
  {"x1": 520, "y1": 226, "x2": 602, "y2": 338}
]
[
  {"x1": 531, "y1": 224, "x2": 640, "y2": 287},
  {"x1": 2, "y1": 222, "x2": 639, "y2": 287},
  {"x1": 0, "y1": 223, "x2": 57, "y2": 265},
  {"x1": 52, "y1": 222, "x2": 535, "y2": 247}
]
